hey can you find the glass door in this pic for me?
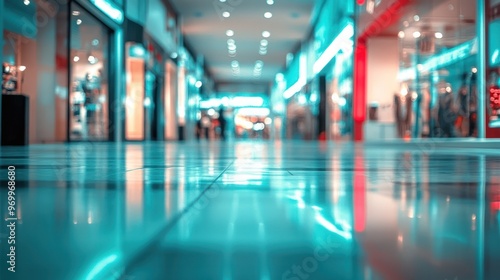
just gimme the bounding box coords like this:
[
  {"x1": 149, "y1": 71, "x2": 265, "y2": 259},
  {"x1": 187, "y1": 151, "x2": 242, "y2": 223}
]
[{"x1": 69, "y1": 2, "x2": 110, "y2": 141}]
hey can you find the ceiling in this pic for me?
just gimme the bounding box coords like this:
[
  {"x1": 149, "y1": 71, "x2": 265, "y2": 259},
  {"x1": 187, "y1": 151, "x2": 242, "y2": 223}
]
[{"x1": 169, "y1": 0, "x2": 315, "y2": 92}]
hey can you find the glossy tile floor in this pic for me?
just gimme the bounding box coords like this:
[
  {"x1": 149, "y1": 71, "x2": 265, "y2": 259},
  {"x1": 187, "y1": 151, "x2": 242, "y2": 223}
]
[{"x1": 1, "y1": 140, "x2": 500, "y2": 280}]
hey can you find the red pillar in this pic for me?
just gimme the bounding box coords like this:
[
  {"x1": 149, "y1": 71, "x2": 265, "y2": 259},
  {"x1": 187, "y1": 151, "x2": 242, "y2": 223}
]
[{"x1": 353, "y1": 42, "x2": 367, "y2": 142}]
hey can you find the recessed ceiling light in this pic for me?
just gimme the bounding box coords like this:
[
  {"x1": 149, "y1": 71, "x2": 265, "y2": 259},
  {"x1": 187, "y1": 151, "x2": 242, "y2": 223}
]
[
  {"x1": 262, "y1": 31, "x2": 270, "y2": 38},
  {"x1": 413, "y1": 15, "x2": 420, "y2": 21},
  {"x1": 220, "y1": 0, "x2": 226, "y2": 2},
  {"x1": 72, "y1": 11, "x2": 80, "y2": 16},
  {"x1": 260, "y1": 39, "x2": 268, "y2": 46},
  {"x1": 226, "y1": 30, "x2": 234, "y2": 36},
  {"x1": 413, "y1": 31, "x2": 421, "y2": 38},
  {"x1": 398, "y1": 31, "x2": 405, "y2": 38},
  {"x1": 222, "y1": 12, "x2": 230, "y2": 18},
  {"x1": 73, "y1": 56, "x2": 80, "y2": 62},
  {"x1": 228, "y1": 45, "x2": 237, "y2": 51},
  {"x1": 434, "y1": 32, "x2": 443, "y2": 39},
  {"x1": 264, "y1": 12, "x2": 272, "y2": 18},
  {"x1": 24, "y1": 0, "x2": 30, "y2": 5},
  {"x1": 267, "y1": 0, "x2": 274, "y2": 5}
]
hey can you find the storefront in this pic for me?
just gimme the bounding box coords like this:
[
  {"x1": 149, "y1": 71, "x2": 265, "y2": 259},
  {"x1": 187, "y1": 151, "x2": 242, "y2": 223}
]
[
  {"x1": 310, "y1": 0, "x2": 355, "y2": 141},
  {"x1": 354, "y1": 0, "x2": 495, "y2": 140},
  {"x1": 485, "y1": 0, "x2": 500, "y2": 137},
  {"x1": 1, "y1": 0, "x2": 124, "y2": 143}
]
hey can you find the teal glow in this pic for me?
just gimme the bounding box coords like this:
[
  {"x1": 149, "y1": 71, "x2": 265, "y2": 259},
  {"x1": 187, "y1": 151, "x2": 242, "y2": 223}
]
[
  {"x1": 315, "y1": 213, "x2": 352, "y2": 240},
  {"x1": 129, "y1": 44, "x2": 146, "y2": 58},
  {"x1": 90, "y1": 0, "x2": 124, "y2": 24},
  {"x1": 313, "y1": 23, "x2": 354, "y2": 75},
  {"x1": 399, "y1": 38, "x2": 477, "y2": 81},
  {"x1": 85, "y1": 254, "x2": 119, "y2": 280}
]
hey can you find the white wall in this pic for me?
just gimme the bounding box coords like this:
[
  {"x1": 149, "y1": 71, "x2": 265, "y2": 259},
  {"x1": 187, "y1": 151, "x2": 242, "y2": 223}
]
[
  {"x1": 367, "y1": 36, "x2": 399, "y2": 123},
  {"x1": 365, "y1": 36, "x2": 400, "y2": 140}
]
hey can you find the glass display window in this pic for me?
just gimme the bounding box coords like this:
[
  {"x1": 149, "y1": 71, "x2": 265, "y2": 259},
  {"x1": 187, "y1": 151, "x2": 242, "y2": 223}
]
[{"x1": 69, "y1": 2, "x2": 110, "y2": 141}]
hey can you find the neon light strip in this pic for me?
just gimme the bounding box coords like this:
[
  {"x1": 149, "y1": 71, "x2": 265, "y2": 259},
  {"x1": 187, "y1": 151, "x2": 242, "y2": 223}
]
[
  {"x1": 90, "y1": 0, "x2": 124, "y2": 24},
  {"x1": 313, "y1": 24, "x2": 354, "y2": 75},
  {"x1": 85, "y1": 254, "x2": 119, "y2": 280},
  {"x1": 398, "y1": 38, "x2": 477, "y2": 81}
]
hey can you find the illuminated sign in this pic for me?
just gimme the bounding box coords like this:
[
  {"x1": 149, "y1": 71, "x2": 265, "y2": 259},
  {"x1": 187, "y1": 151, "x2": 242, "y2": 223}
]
[
  {"x1": 313, "y1": 23, "x2": 354, "y2": 76},
  {"x1": 398, "y1": 38, "x2": 477, "y2": 81},
  {"x1": 89, "y1": 0, "x2": 124, "y2": 24}
]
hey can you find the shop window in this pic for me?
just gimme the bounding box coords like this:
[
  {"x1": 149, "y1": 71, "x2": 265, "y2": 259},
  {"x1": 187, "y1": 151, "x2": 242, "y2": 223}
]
[{"x1": 69, "y1": 3, "x2": 110, "y2": 141}]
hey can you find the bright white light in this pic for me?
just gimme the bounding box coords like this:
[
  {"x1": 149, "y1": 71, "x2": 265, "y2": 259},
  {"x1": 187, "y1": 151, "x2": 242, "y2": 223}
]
[
  {"x1": 231, "y1": 60, "x2": 239, "y2": 67},
  {"x1": 414, "y1": 15, "x2": 420, "y2": 21},
  {"x1": 275, "y1": 73, "x2": 284, "y2": 82},
  {"x1": 222, "y1": 12, "x2": 230, "y2": 18},
  {"x1": 18, "y1": 66, "x2": 27, "y2": 72},
  {"x1": 195, "y1": 81, "x2": 203, "y2": 88},
  {"x1": 260, "y1": 39, "x2": 268, "y2": 46},
  {"x1": 232, "y1": 96, "x2": 264, "y2": 107},
  {"x1": 262, "y1": 31, "x2": 271, "y2": 38},
  {"x1": 228, "y1": 45, "x2": 237, "y2": 51},
  {"x1": 435, "y1": 32, "x2": 443, "y2": 39},
  {"x1": 472, "y1": 67, "x2": 478, "y2": 73},
  {"x1": 398, "y1": 31, "x2": 405, "y2": 39},
  {"x1": 267, "y1": 0, "x2": 274, "y2": 4},
  {"x1": 255, "y1": 60, "x2": 264, "y2": 67},
  {"x1": 76, "y1": 19, "x2": 82, "y2": 25},
  {"x1": 264, "y1": 12, "x2": 272, "y2": 18},
  {"x1": 144, "y1": 97, "x2": 152, "y2": 107},
  {"x1": 253, "y1": 123, "x2": 265, "y2": 131},
  {"x1": 73, "y1": 56, "x2": 80, "y2": 62},
  {"x1": 227, "y1": 39, "x2": 235, "y2": 45},
  {"x1": 226, "y1": 29, "x2": 234, "y2": 36},
  {"x1": 338, "y1": 97, "x2": 347, "y2": 107},
  {"x1": 207, "y1": 108, "x2": 215, "y2": 116},
  {"x1": 264, "y1": 117, "x2": 272, "y2": 125},
  {"x1": 171, "y1": 52, "x2": 178, "y2": 59},
  {"x1": 413, "y1": 31, "x2": 421, "y2": 38},
  {"x1": 72, "y1": 11, "x2": 80, "y2": 16},
  {"x1": 313, "y1": 24, "x2": 354, "y2": 75},
  {"x1": 24, "y1": 0, "x2": 30, "y2": 5},
  {"x1": 298, "y1": 94, "x2": 307, "y2": 105},
  {"x1": 88, "y1": 55, "x2": 97, "y2": 64},
  {"x1": 237, "y1": 108, "x2": 270, "y2": 116},
  {"x1": 220, "y1": 0, "x2": 226, "y2": 2}
]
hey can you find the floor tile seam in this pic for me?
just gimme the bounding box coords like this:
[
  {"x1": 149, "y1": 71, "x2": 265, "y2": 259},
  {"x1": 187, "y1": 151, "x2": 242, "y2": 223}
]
[{"x1": 117, "y1": 159, "x2": 236, "y2": 280}]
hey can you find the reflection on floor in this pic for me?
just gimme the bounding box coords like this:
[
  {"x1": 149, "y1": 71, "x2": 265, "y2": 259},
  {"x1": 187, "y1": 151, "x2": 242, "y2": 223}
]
[{"x1": 0, "y1": 141, "x2": 500, "y2": 280}]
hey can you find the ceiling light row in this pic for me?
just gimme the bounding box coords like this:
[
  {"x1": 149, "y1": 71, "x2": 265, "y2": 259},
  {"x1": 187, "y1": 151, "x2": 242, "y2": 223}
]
[
  {"x1": 227, "y1": 38, "x2": 237, "y2": 57},
  {"x1": 253, "y1": 60, "x2": 264, "y2": 77},
  {"x1": 259, "y1": 39, "x2": 268, "y2": 55}
]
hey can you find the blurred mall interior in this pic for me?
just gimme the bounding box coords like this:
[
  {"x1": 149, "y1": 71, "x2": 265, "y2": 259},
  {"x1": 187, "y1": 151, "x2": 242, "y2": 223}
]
[{"x1": 1, "y1": 0, "x2": 500, "y2": 279}]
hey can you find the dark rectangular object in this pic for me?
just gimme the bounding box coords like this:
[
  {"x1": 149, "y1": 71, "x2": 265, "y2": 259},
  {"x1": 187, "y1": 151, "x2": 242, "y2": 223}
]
[{"x1": 1, "y1": 94, "x2": 29, "y2": 146}]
